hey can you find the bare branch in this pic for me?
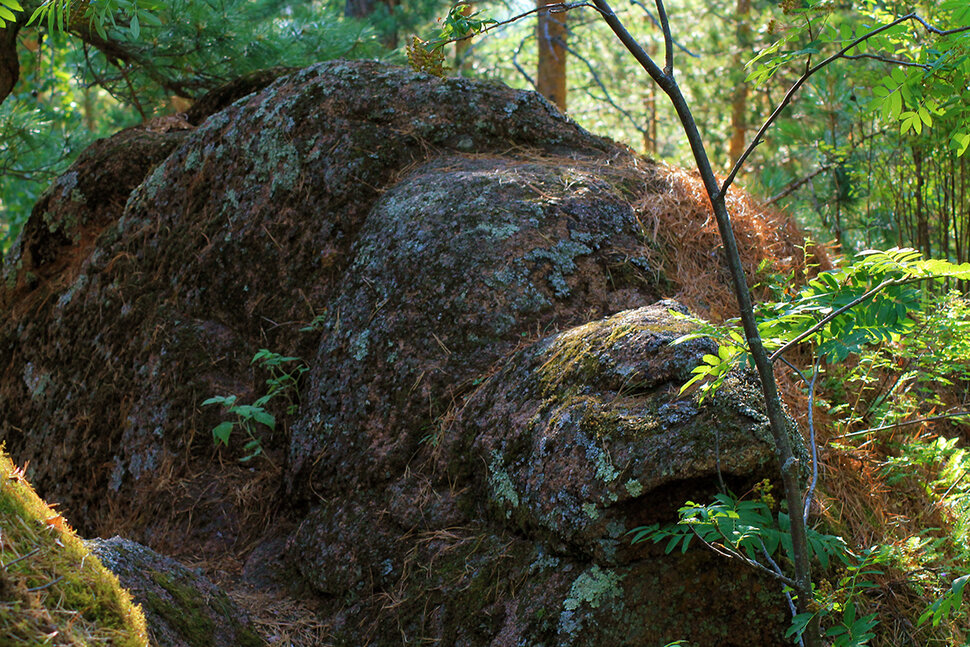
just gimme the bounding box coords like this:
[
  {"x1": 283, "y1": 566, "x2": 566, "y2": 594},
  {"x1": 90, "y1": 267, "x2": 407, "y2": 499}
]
[
  {"x1": 766, "y1": 164, "x2": 840, "y2": 206},
  {"x1": 764, "y1": 128, "x2": 889, "y2": 206},
  {"x1": 842, "y1": 53, "x2": 931, "y2": 69},
  {"x1": 835, "y1": 409, "x2": 970, "y2": 439},
  {"x1": 591, "y1": 0, "x2": 667, "y2": 86},
  {"x1": 688, "y1": 527, "x2": 798, "y2": 588},
  {"x1": 627, "y1": 0, "x2": 699, "y2": 58},
  {"x1": 511, "y1": 34, "x2": 537, "y2": 90},
  {"x1": 563, "y1": 42, "x2": 649, "y2": 137},
  {"x1": 909, "y1": 15, "x2": 970, "y2": 36},
  {"x1": 803, "y1": 355, "x2": 822, "y2": 525},
  {"x1": 449, "y1": 1, "x2": 598, "y2": 45},
  {"x1": 653, "y1": 0, "x2": 673, "y2": 75}
]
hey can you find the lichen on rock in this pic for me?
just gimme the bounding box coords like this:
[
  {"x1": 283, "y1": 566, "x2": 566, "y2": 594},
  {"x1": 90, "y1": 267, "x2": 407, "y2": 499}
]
[{"x1": 0, "y1": 60, "x2": 818, "y2": 646}]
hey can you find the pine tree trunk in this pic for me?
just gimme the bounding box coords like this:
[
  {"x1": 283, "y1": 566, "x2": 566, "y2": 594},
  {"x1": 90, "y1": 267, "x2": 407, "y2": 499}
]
[
  {"x1": 728, "y1": 0, "x2": 751, "y2": 163},
  {"x1": 537, "y1": 0, "x2": 567, "y2": 111}
]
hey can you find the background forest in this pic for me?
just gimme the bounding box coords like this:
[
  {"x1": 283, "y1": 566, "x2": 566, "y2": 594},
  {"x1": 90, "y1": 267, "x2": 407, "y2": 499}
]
[{"x1": 1, "y1": 0, "x2": 969, "y2": 645}]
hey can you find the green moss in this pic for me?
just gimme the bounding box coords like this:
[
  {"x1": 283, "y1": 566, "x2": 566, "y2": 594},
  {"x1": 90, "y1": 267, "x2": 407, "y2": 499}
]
[
  {"x1": 557, "y1": 565, "x2": 624, "y2": 638},
  {"x1": 0, "y1": 450, "x2": 148, "y2": 646},
  {"x1": 624, "y1": 479, "x2": 644, "y2": 497},
  {"x1": 145, "y1": 570, "x2": 216, "y2": 647}
]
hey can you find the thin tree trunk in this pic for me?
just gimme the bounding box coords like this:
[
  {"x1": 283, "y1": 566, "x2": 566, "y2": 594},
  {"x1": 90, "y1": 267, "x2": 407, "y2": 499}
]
[
  {"x1": 728, "y1": 0, "x2": 751, "y2": 163},
  {"x1": 913, "y1": 146, "x2": 930, "y2": 257},
  {"x1": 589, "y1": 2, "x2": 820, "y2": 643},
  {"x1": 537, "y1": 0, "x2": 567, "y2": 111},
  {"x1": 455, "y1": 3, "x2": 475, "y2": 73}
]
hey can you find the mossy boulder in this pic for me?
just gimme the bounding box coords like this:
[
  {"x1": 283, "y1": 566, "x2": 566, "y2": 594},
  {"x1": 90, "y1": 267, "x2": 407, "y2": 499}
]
[
  {"x1": 0, "y1": 60, "x2": 817, "y2": 646},
  {"x1": 288, "y1": 303, "x2": 797, "y2": 646},
  {"x1": 442, "y1": 302, "x2": 804, "y2": 557},
  {"x1": 0, "y1": 59, "x2": 658, "y2": 540},
  {"x1": 0, "y1": 449, "x2": 148, "y2": 646},
  {"x1": 86, "y1": 537, "x2": 265, "y2": 647}
]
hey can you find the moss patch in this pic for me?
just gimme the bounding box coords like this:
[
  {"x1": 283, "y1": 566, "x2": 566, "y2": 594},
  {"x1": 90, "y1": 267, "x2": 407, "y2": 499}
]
[{"x1": 0, "y1": 448, "x2": 148, "y2": 646}]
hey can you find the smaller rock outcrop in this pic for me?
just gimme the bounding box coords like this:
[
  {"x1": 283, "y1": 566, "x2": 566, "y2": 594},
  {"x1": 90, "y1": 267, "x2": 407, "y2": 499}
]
[
  {"x1": 87, "y1": 537, "x2": 265, "y2": 647},
  {"x1": 287, "y1": 302, "x2": 799, "y2": 646}
]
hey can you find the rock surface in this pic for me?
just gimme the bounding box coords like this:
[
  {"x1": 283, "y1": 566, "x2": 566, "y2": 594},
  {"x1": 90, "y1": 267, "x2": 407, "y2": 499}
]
[
  {"x1": 0, "y1": 60, "x2": 815, "y2": 645},
  {"x1": 86, "y1": 537, "x2": 264, "y2": 647}
]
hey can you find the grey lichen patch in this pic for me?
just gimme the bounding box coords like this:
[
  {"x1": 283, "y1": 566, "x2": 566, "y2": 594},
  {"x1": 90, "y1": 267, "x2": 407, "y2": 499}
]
[
  {"x1": 527, "y1": 550, "x2": 561, "y2": 574},
  {"x1": 557, "y1": 565, "x2": 624, "y2": 637},
  {"x1": 183, "y1": 148, "x2": 202, "y2": 172},
  {"x1": 589, "y1": 444, "x2": 619, "y2": 483},
  {"x1": 56, "y1": 273, "x2": 88, "y2": 309},
  {"x1": 22, "y1": 362, "x2": 52, "y2": 400},
  {"x1": 132, "y1": 162, "x2": 169, "y2": 204},
  {"x1": 56, "y1": 170, "x2": 79, "y2": 198},
  {"x1": 524, "y1": 239, "x2": 592, "y2": 299},
  {"x1": 488, "y1": 450, "x2": 520, "y2": 516},
  {"x1": 472, "y1": 221, "x2": 520, "y2": 240},
  {"x1": 350, "y1": 329, "x2": 371, "y2": 361},
  {"x1": 253, "y1": 130, "x2": 300, "y2": 195},
  {"x1": 624, "y1": 479, "x2": 644, "y2": 497}
]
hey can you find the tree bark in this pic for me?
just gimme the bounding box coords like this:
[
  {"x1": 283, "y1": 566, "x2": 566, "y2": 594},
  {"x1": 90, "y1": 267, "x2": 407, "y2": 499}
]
[
  {"x1": 0, "y1": 1, "x2": 36, "y2": 104},
  {"x1": 537, "y1": 0, "x2": 567, "y2": 111},
  {"x1": 728, "y1": 0, "x2": 751, "y2": 163}
]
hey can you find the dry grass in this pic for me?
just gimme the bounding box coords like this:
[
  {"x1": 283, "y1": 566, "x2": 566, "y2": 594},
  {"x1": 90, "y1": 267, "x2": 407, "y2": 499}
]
[
  {"x1": 637, "y1": 164, "x2": 831, "y2": 322},
  {"x1": 229, "y1": 588, "x2": 332, "y2": 647}
]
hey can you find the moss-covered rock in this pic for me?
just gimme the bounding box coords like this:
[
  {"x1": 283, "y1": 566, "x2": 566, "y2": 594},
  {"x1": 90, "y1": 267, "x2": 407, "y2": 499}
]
[
  {"x1": 0, "y1": 60, "x2": 818, "y2": 646},
  {"x1": 0, "y1": 449, "x2": 148, "y2": 646},
  {"x1": 86, "y1": 537, "x2": 265, "y2": 647},
  {"x1": 443, "y1": 302, "x2": 802, "y2": 556}
]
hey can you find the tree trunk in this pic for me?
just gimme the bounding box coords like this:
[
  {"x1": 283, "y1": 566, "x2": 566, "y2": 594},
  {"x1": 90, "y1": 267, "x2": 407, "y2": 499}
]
[
  {"x1": 537, "y1": 0, "x2": 567, "y2": 111},
  {"x1": 913, "y1": 146, "x2": 930, "y2": 257},
  {"x1": 728, "y1": 0, "x2": 751, "y2": 163},
  {"x1": 0, "y1": 0, "x2": 38, "y2": 104},
  {"x1": 455, "y1": 3, "x2": 474, "y2": 74}
]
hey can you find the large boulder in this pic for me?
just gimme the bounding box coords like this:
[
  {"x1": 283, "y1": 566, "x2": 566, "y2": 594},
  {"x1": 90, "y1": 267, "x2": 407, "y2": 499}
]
[{"x1": 0, "y1": 60, "x2": 815, "y2": 645}]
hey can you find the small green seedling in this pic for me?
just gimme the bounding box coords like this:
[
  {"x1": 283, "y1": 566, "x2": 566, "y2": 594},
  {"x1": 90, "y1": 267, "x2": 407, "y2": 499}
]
[{"x1": 203, "y1": 349, "x2": 307, "y2": 461}]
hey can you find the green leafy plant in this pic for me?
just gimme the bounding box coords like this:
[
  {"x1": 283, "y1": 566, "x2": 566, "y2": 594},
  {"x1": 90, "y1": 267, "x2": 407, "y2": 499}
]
[
  {"x1": 0, "y1": 0, "x2": 22, "y2": 27},
  {"x1": 201, "y1": 349, "x2": 306, "y2": 462},
  {"x1": 630, "y1": 487, "x2": 891, "y2": 646},
  {"x1": 629, "y1": 486, "x2": 848, "y2": 573},
  {"x1": 919, "y1": 573, "x2": 968, "y2": 628},
  {"x1": 26, "y1": 0, "x2": 162, "y2": 40},
  {"x1": 677, "y1": 248, "x2": 970, "y2": 399},
  {"x1": 790, "y1": 548, "x2": 887, "y2": 647},
  {"x1": 407, "y1": 3, "x2": 496, "y2": 77},
  {"x1": 201, "y1": 394, "x2": 274, "y2": 462}
]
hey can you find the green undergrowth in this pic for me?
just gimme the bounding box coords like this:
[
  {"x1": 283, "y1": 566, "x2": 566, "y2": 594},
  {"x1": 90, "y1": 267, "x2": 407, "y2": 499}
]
[{"x1": 0, "y1": 447, "x2": 148, "y2": 646}]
